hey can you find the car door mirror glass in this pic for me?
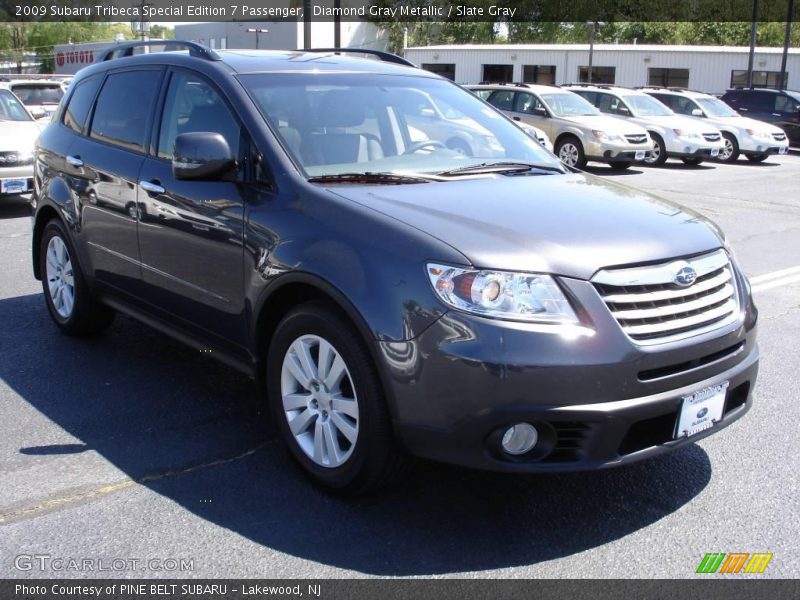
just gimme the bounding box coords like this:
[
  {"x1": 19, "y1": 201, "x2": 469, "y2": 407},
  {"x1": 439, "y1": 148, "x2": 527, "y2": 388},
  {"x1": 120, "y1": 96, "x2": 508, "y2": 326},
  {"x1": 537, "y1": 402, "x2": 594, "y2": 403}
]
[{"x1": 172, "y1": 132, "x2": 236, "y2": 181}]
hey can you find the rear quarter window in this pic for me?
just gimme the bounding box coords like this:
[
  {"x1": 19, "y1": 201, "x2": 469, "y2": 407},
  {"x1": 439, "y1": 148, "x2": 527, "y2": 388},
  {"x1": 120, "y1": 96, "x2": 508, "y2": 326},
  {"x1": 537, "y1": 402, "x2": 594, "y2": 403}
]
[{"x1": 63, "y1": 75, "x2": 102, "y2": 134}]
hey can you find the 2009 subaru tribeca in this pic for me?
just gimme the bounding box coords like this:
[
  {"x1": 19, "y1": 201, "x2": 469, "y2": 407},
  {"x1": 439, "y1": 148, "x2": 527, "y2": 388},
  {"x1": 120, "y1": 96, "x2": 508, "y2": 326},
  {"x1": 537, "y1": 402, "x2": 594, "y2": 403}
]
[{"x1": 32, "y1": 42, "x2": 758, "y2": 494}]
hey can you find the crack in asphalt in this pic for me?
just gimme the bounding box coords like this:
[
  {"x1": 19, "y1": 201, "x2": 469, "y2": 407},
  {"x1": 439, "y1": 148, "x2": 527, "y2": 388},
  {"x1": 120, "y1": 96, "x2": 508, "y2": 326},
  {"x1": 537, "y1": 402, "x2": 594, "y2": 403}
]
[{"x1": 0, "y1": 444, "x2": 269, "y2": 525}]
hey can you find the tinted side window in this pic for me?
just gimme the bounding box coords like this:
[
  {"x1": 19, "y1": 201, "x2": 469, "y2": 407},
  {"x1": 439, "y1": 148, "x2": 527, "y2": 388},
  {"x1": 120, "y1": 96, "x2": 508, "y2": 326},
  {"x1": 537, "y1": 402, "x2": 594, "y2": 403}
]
[
  {"x1": 650, "y1": 94, "x2": 674, "y2": 110},
  {"x1": 157, "y1": 72, "x2": 240, "y2": 160},
  {"x1": 487, "y1": 90, "x2": 515, "y2": 111},
  {"x1": 573, "y1": 90, "x2": 597, "y2": 105},
  {"x1": 750, "y1": 92, "x2": 773, "y2": 111},
  {"x1": 63, "y1": 75, "x2": 102, "y2": 134},
  {"x1": 672, "y1": 96, "x2": 698, "y2": 115},
  {"x1": 89, "y1": 71, "x2": 161, "y2": 152}
]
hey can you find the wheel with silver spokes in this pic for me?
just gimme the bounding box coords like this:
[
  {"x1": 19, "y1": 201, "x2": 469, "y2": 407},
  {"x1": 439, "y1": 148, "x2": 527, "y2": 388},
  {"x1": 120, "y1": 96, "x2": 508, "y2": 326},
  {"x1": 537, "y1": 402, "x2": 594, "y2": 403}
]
[
  {"x1": 39, "y1": 219, "x2": 114, "y2": 335},
  {"x1": 281, "y1": 334, "x2": 359, "y2": 468},
  {"x1": 267, "y1": 301, "x2": 407, "y2": 494},
  {"x1": 643, "y1": 133, "x2": 667, "y2": 166},
  {"x1": 45, "y1": 235, "x2": 75, "y2": 319},
  {"x1": 718, "y1": 132, "x2": 739, "y2": 163},
  {"x1": 555, "y1": 136, "x2": 586, "y2": 169}
]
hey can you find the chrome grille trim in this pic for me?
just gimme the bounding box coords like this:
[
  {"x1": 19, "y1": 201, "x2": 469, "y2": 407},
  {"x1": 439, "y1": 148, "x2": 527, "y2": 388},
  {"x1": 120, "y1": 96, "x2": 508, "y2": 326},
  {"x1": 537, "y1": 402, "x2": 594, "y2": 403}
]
[
  {"x1": 773, "y1": 132, "x2": 787, "y2": 141},
  {"x1": 592, "y1": 250, "x2": 741, "y2": 345},
  {"x1": 703, "y1": 133, "x2": 721, "y2": 142},
  {"x1": 625, "y1": 134, "x2": 648, "y2": 144}
]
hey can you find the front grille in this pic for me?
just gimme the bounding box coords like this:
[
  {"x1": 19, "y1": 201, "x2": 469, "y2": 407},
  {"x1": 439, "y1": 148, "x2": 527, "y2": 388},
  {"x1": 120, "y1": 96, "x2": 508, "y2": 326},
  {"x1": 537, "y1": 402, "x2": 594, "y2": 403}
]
[
  {"x1": 0, "y1": 151, "x2": 32, "y2": 166},
  {"x1": 592, "y1": 250, "x2": 740, "y2": 344},
  {"x1": 773, "y1": 132, "x2": 787, "y2": 141},
  {"x1": 703, "y1": 133, "x2": 721, "y2": 142},
  {"x1": 625, "y1": 134, "x2": 648, "y2": 144}
]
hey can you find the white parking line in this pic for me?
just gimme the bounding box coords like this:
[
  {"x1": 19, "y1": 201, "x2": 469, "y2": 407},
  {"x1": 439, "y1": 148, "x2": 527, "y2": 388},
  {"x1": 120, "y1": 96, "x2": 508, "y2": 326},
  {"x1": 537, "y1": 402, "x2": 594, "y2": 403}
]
[{"x1": 749, "y1": 265, "x2": 800, "y2": 284}]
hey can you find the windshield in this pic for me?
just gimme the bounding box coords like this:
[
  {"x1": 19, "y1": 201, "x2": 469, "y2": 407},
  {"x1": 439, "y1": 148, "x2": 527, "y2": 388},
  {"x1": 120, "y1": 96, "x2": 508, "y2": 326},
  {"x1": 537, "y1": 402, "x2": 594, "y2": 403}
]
[
  {"x1": 0, "y1": 89, "x2": 32, "y2": 121},
  {"x1": 11, "y1": 84, "x2": 63, "y2": 105},
  {"x1": 239, "y1": 73, "x2": 559, "y2": 178},
  {"x1": 624, "y1": 94, "x2": 674, "y2": 117},
  {"x1": 695, "y1": 96, "x2": 739, "y2": 117},
  {"x1": 540, "y1": 92, "x2": 599, "y2": 117}
]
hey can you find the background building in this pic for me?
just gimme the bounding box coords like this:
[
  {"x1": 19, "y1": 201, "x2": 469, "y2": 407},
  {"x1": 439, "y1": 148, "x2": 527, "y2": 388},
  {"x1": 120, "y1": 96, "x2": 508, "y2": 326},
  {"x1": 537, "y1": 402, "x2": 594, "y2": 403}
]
[{"x1": 404, "y1": 44, "x2": 800, "y2": 94}]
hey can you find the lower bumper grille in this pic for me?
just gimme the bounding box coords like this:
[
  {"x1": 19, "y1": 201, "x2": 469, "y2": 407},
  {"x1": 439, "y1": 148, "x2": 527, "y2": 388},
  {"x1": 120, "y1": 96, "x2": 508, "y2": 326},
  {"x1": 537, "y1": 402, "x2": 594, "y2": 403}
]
[{"x1": 592, "y1": 250, "x2": 741, "y2": 344}]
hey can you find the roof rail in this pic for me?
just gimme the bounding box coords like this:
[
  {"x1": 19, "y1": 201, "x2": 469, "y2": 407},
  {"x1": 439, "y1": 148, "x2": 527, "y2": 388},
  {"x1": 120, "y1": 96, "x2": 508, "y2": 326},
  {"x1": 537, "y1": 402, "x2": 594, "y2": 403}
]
[
  {"x1": 100, "y1": 40, "x2": 221, "y2": 62},
  {"x1": 563, "y1": 82, "x2": 615, "y2": 89},
  {"x1": 296, "y1": 48, "x2": 416, "y2": 68}
]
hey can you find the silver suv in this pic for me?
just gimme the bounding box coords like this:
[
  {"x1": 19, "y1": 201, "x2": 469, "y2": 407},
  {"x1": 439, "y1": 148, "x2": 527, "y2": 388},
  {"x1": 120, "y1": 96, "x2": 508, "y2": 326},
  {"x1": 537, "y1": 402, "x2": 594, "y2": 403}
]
[
  {"x1": 470, "y1": 83, "x2": 653, "y2": 170},
  {"x1": 642, "y1": 87, "x2": 790, "y2": 163},
  {"x1": 567, "y1": 84, "x2": 726, "y2": 166}
]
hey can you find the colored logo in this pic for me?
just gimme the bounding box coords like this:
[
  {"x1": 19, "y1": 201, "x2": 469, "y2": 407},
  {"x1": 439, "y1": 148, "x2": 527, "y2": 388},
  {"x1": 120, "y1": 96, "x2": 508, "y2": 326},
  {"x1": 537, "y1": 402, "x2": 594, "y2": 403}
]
[
  {"x1": 56, "y1": 52, "x2": 65, "y2": 67},
  {"x1": 696, "y1": 553, "x2": 773, "y2": 574},
  {"x1": 697, "y1": 407, "x2": 708, "y2": 418},
  {"x1": 674, "y1": 264, "x2": 697, "y2": 287}
]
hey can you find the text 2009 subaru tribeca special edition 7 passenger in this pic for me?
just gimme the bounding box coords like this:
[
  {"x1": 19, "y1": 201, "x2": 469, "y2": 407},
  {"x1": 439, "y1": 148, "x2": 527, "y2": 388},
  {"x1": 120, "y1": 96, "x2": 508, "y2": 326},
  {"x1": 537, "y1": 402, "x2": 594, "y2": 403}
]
[{"x1": 32, "y1": 43, "x2": 758, "y2": 493}]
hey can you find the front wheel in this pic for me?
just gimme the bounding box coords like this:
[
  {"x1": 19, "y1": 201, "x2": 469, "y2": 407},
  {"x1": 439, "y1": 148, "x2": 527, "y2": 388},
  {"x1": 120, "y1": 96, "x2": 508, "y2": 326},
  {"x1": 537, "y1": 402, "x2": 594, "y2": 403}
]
[
  {"x1": 746, "y1": 153, "x2": 768, "y2": 163},
  {"x1": 555, "y1": 136, "x2": 586, "y2": 169},
  {"x1": 643, "y1": 133, "x2": 668, "y2": 166},
  {"x1": 39, "y1": 219, "x2": 114, "y2": 335},
  {"x1": 719, "y1": 132, "x2": 740, "y2": 162},
  {"x1": 681, "y1": 157, "x2": 704, "y2": 166},
  {"x1": 267, "y1": 301, "x2": 406, "y2": 494}
]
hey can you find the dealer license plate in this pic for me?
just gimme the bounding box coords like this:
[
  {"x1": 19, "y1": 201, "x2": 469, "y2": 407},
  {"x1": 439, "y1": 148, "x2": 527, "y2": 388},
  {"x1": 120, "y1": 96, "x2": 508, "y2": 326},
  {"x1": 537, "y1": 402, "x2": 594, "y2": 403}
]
[
  {"x1": 1, "y1": 178, "x2": 27, "y2": 194},
  {"x1": 710, "y1": 148, "x2": 720, "y2": 157},
  {"x1": 675, "y1": 382, "x2": 728, "y2": 438},
  {"x1": 635, "y1": 150, "x2": 646, "y2": 161},
  {"x1": 779, "y1": 146, "x2": 787, "y2": 154}
]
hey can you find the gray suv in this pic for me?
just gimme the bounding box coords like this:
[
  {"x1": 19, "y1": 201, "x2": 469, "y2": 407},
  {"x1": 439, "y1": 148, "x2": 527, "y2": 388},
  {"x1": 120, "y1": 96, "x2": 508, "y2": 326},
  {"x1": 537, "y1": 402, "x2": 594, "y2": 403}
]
[{"x1": 32, "y1": 42, "x2": 758, "y2": 493}]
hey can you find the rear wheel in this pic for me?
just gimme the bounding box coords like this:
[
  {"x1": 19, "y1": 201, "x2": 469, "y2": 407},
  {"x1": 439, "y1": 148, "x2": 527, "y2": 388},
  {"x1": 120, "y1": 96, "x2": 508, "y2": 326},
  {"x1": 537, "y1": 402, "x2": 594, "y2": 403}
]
[
  {"x1": 39, "y1": 219, "x2": 114, "y2": 335},
  {"x1": 746, "y1": 153, "x2": 768, "y2": 163},
  {"x1": 719, "y1": 132, "x2": 740, "y2": 162},
  {"x1": 556, "y1": 136, "x2": 586, "y2": 169},
  {"x1": 681, "y1": 157, "x2": 704, "y2": 166},
  {"x1": 644, "y1": 133, "x2": 667, "y2": 166},
  {"x1": 267, "y1": 301, "x2": 406, "y2": 494},
  {"x1": 608, "y1": 161, "x2": 632, "y2": 170}
]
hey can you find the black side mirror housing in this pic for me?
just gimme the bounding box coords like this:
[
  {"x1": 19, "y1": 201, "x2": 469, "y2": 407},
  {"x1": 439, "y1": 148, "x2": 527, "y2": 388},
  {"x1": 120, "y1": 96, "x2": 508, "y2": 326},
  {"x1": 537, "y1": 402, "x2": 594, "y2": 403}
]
[
  {"x1": 533, "y1": 106, "x2": 548, "y2": 117},
  {"x1": 172, "y1": 132, "x2": 236, "y2": 181}
]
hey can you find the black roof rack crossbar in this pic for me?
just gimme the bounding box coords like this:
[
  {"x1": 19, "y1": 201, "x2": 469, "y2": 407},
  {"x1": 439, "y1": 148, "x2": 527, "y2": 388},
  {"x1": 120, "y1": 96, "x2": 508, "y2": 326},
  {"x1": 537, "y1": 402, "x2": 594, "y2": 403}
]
[
  {"x1": 296, "y1": 48, "x2": 416, "y2": 68},
  {"x1": 100, "y1": 40, "x2": 221, "y2": 63}
]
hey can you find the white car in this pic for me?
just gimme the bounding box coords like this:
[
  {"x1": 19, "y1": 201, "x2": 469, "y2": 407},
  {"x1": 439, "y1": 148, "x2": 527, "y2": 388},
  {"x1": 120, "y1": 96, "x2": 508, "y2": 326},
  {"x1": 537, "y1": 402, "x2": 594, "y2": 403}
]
[
  {"x1": 0, "y1": 88, "x2": 41, "y2": 197},
  {"x1": 643, "y1": 88, "x2": 790, "y2": 163},
  {"x1": 0, "y1": 79, "x2": 65, "y2": 121},
  {"x1": 567, "y1": 84, "x2": 726, "y2": 166},
  {"x1": 470, "y1": 83, "x2": 653, "y2": 169}
]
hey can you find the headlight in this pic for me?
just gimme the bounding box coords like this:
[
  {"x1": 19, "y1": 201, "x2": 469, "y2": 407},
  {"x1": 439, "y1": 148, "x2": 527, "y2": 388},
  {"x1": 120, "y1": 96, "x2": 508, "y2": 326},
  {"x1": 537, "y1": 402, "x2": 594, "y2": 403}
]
[
  {"x1": 427, "y1": 263, "x2": 579, "y2": 324},
  {"x1": 592, "y1": 130, "x2": 622, "y2": 142},
  {"x1": 746, "y1": 129, "x2": 772, "y2": 141},
  {"x1": 673, "y1": 129, "x2": 700, "y2": 139}
]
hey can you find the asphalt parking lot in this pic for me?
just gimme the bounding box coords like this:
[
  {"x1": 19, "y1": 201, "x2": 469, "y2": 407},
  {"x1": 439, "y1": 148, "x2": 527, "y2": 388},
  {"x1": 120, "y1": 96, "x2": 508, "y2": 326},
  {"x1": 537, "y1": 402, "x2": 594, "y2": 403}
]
[{"x1": 1, "y1": 152, "x2": 799, "y2": 579}]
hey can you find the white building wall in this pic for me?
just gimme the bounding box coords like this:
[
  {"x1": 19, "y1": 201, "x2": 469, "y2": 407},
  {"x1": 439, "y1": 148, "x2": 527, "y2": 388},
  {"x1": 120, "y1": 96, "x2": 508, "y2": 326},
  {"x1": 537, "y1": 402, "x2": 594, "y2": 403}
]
[{"x1": 404, "y1": 45, "x2": 800, "y2": 94}]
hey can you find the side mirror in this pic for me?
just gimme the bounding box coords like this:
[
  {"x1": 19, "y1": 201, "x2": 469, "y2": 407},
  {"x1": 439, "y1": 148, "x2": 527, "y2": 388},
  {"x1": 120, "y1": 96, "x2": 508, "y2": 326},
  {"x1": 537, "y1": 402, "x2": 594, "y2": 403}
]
[
  {"x1": 533, "y1": 106, "x2": 548, "y2": 117},
  {"x1": 691, "y1": 108, "x2": 703, "y2": 117},
  {"x1": 172, "y1": 132, "x2": 236, "y2": 181},
  {"x1": 419, "y1": 107, "x2": 436, "y2": 118},
  {"x1": 617, "y1": 106, "x2": 631, "y2": 116}
]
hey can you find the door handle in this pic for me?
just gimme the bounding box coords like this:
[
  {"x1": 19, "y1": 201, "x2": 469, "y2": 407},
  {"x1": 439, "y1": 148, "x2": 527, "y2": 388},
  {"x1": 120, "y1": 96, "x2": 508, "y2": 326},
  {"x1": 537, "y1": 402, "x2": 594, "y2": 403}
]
[
  {"x1": 66, "y1": 155, "x2": 84, "y2": 167},
  {"x1": 140, "y1": 180, "x2": 165, "y2": 195},
  {"x1": 513, "y1": 116, "x2": 521, "y2": 121}
]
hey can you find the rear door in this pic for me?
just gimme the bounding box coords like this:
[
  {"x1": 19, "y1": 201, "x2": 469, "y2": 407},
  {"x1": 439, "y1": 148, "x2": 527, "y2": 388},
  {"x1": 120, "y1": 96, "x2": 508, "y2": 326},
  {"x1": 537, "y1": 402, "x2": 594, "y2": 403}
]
[
  {"x1": 773, "y1": 92, "x2": 800, "y2": 145},
  {"x1": 69, "y1": 68, "x2": 163, "y2": 293},
  {"x1": 136, "y1": 68, "x2": 247, "y2": 346}
]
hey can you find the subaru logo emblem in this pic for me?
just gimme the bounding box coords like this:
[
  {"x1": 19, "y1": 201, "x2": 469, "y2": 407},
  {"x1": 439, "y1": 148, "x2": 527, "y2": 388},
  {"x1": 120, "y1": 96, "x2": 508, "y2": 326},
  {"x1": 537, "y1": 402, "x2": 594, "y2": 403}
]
[
  {"x1": 697, "y1": 407, "x2": 708, "y2": 419},
  {"x1": 5, "y1": 153, "x2": 17, "y2": 164},
  {"x1": 674, "y1": 265, "x2": 697, "y2": 287}
]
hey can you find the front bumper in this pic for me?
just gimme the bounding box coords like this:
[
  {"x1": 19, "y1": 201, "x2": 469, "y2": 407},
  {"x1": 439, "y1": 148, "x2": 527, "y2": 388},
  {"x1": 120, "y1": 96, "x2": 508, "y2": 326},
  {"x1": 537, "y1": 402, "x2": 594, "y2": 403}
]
[
  {"x1": 665, "y1": 137, "x2": 725, "y2": 159},
  {"x1": 738, "y1": 135, "x2": 790, "y2": 155},
  {"x1": 585, "y1": 139, "x2": 653, "y2": 162},
  {"x1": 379, "y1": 277, "x2": 758, "y2": 473}
]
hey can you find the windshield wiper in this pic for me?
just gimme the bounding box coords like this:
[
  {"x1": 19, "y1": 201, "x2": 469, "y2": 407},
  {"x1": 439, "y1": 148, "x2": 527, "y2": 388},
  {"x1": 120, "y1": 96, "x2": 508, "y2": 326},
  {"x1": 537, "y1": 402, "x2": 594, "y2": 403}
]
[
  {"x1": 307, "y1": 171, "x2": 438, "y2": 184},
  {"x1": 436, "y1": 161, "x2": 566, "y2": 177}
]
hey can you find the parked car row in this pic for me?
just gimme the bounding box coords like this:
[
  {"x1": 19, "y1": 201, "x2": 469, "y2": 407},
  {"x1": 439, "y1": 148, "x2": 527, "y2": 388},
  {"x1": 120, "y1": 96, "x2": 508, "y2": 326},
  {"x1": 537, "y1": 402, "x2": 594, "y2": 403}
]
[
  {"x1": 468, "y1": 82, "x2": 793, "y2": 169},
  {"x1": 0, "y1": 76, "x2": 67, "y2": 121}
]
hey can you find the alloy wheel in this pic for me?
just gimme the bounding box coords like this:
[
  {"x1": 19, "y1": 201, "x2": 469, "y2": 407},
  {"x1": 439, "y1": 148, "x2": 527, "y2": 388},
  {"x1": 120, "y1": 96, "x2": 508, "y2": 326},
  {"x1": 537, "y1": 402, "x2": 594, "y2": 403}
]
[
  {"x1": 45, "y1": 235, "x2": 75, "y2": 319},
  {"x1": 281, "y1": 334, "x2": 360, "y2": 468},
  {"x1": 558, "y1": 142, "x2": 579, "y2": 166},
  {"x1": 721, "y1": 137, "x2": 734, "y2": 161}
]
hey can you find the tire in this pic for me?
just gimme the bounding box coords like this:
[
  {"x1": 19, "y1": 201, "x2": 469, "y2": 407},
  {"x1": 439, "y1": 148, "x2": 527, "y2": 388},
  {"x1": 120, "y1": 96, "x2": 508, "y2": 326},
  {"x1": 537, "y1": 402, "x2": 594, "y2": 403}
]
[
  {"x1": 39, "y1": 219, "x2": 115, "y2": 335},
  {"x1": 608, "y1": 161, "x2": 632, "y2": 170},
  {"x1": 746, "y1": 154, "x2": 768, "y2": 163},
  {"x1": 719, "y1": 132, "x2": 740, "y2": 162},
  {"x1": 555, "y1": 136, "x2": 586, "y2": 169},
  {"x1": 446, "y1": 138, "x2": 472, "y2": 157},
  {"x1": 267, "y1": 301, "x2": 407, "y2": 494},
  {"x1": 644, "y1": 133, "x2": 668, "y2": 166},
  {"x1": 681, "y1": 157, "x2": 704, "y2": 165}
]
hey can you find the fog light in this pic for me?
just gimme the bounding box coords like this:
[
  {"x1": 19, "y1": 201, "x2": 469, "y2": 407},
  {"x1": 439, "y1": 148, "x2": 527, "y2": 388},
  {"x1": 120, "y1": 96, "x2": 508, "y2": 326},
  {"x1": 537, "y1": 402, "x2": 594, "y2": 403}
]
[{"x1": 501, "y1": 423, "x2": 538, "y2": 455}]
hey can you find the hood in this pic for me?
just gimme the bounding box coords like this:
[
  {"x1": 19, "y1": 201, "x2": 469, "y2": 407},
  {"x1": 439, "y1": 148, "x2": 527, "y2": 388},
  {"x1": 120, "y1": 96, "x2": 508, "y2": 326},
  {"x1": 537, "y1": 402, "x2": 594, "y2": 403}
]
[
  {"x1": 328, "y1": 172, "x2": 723, "y2": 280},
  {"x1": 708, "y1": 114, "x2": 784, "y2": 134},
  {"x1": 0, "y1": 120, "x2": 40, "y2": 152},
  {"x1": 563, "y1": 114, "x2": 648, "y2": 136}
]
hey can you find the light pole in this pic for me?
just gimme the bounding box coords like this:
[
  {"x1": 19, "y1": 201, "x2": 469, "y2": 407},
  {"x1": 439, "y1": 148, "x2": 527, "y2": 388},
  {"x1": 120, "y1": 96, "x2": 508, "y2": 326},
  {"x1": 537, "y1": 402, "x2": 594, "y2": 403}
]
[
  {"x1": 246, "y1": 28, "x2": 269, "y2": 50},
  {"x1": 585, "y1": 21, "x2": 604, "y2": 83}
]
